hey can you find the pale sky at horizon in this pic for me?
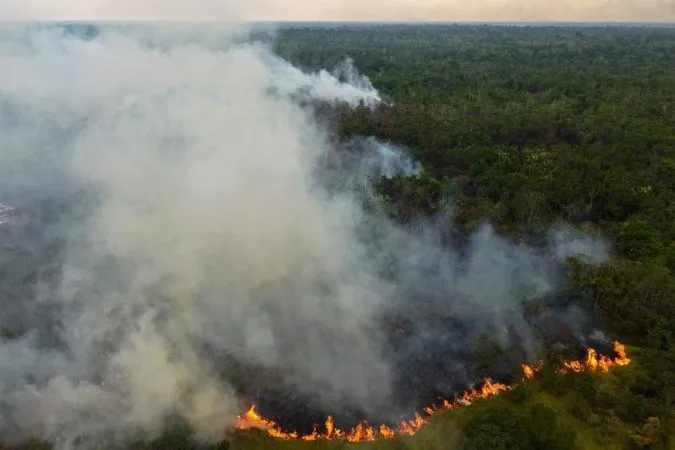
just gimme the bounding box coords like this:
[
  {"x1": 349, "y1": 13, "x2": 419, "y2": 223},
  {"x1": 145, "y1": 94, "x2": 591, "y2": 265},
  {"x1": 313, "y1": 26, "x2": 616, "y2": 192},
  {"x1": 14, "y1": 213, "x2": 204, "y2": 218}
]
[{"x1": 0, "y1": 0, "x2": 674, "y2": 22}]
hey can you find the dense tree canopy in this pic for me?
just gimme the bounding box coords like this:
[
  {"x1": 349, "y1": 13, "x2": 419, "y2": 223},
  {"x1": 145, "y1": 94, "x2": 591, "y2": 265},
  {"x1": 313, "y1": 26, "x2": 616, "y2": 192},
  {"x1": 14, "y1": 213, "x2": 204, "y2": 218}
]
[{"x1": 268, "y1": 24, "x2": 675, "y2": 450}]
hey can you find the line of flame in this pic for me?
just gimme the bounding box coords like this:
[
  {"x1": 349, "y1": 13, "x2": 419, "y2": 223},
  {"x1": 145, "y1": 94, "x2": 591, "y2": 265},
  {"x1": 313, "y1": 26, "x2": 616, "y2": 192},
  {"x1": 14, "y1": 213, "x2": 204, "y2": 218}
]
[{"x1": 234, "y1": 341, "x2": 630, "y2": 442}]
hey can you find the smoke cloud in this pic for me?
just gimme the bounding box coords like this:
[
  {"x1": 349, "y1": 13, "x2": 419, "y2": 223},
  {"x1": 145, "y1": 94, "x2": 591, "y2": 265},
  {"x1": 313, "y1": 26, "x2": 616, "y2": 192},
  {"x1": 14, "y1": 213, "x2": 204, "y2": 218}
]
[{"x1": 0, "y1": 23, "x2": 609, "y2": 449}]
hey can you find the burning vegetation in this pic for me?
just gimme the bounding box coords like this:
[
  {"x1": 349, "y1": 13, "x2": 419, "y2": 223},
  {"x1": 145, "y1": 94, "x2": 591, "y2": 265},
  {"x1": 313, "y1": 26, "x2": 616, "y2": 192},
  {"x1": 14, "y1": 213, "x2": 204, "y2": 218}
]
[{"x1": 234, "y1": 341, "x2": 631, "y2": 442}]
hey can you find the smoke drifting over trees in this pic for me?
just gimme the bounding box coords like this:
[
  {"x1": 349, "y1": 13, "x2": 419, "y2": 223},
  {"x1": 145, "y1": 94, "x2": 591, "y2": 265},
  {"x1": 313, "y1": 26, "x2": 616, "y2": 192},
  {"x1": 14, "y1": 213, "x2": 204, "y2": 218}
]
[{"x1": 0, "y1": 24, "x2": 609, "y2": 449}]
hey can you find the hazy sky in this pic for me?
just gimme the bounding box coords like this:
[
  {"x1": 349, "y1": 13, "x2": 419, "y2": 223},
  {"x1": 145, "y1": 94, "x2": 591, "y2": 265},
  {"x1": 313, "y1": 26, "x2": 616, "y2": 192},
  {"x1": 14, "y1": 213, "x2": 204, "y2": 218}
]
[{"x1": 0, "y1": 0, "x2": 673, "y2": 22}]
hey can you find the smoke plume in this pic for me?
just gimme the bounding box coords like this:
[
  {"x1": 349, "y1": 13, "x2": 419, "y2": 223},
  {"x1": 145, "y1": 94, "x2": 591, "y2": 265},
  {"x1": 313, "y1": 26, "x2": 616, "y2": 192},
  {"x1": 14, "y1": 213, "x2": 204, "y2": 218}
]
[{"x1": 0, "y1": 24, "x2": 608, "y2": 449}]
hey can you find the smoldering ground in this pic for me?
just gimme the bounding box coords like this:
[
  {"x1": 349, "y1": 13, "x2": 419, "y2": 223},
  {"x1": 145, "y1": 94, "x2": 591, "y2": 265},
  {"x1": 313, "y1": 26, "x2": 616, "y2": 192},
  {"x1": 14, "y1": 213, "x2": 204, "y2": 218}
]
[{"x1": 0, "y1": 24, "x2": 610, "y2": 448}]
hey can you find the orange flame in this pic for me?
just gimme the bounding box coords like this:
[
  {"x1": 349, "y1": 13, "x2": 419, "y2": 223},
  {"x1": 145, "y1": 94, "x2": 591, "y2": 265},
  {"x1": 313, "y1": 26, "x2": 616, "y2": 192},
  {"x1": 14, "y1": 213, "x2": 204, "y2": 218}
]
[
  {"x1": 521, "y1": 360, "x2": 544, "y2": 380},
  {"x1": 234, "y1": 341, "x2": 630, "y2": 442},
  {"x1": 559, "y1": 341, "x2": 631, "y2": 374}
]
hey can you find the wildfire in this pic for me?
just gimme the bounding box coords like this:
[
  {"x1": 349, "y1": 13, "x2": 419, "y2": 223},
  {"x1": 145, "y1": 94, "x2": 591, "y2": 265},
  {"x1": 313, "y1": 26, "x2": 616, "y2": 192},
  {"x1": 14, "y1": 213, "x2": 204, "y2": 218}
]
[
  {"x1": 521, "y1": 360, "x2": 543, "y2": 380},
  {"x1": 235, "y1": 340, "x2": 631, "y2": 442},
  {"x1": 560, "y1": 341, "x2": 631, "y2": 374}
]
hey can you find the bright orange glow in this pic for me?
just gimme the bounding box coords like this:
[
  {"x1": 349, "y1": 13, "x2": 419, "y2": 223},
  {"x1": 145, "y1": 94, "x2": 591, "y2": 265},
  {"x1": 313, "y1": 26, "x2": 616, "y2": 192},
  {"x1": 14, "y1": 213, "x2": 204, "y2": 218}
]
[
  {"x1": 234, "y1": 340, "x2": 631, "y2": 442},
  {"x1": 522, "y1": 364, "x2": 535, "y2": 380},
  {"x1": 559, "y1": 341, "x2": 631, "y2": 375},
  {"x1": 521, "y1": 360, "x2": 544, "y2": 380}
]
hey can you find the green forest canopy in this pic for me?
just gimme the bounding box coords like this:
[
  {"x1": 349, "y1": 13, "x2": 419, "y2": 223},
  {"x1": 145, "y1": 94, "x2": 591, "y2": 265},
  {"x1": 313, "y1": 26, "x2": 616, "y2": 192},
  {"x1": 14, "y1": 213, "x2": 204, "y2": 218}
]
[{"x1": 270, "y1": 24, "x2": 675, "y2": 450}]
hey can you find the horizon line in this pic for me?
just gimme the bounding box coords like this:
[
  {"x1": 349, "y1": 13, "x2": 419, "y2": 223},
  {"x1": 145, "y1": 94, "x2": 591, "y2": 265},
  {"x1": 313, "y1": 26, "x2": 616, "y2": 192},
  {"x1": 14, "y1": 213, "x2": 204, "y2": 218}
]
[{"x1": 1, "y1": 19, "x2": 674, "y2": 25}]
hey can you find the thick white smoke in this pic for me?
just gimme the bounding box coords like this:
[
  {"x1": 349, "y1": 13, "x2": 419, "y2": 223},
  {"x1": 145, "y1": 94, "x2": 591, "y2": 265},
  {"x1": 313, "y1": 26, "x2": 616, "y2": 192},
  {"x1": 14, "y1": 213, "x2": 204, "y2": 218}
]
[
  {"x1": 0, "y1": 24, "x2": 608, "y2": 449},
  {"x1": 0, "y1": 24, "x2": 391, "y2": 448},
  {"x1": 269, "y1": 56, "x2": 381, "y2": 107}
]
